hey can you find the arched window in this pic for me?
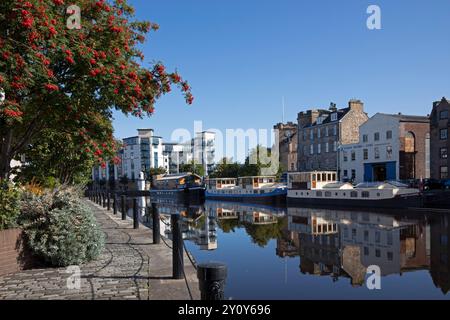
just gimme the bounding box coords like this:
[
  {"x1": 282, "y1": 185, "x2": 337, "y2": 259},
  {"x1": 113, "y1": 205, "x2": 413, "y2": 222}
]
[{"x1": 404, "y1": 132, "x2": 415, "y2": 153}]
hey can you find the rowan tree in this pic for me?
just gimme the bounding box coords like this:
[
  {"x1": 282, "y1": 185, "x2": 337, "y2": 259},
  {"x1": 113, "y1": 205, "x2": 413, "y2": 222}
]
[{"x1": 0, "y1": 0, "x2": 194, "y2": 179}]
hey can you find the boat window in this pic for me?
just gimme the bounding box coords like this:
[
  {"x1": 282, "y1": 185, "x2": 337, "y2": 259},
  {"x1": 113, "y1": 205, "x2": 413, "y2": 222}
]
[
  {"x1": 312, "y1": 174, "x2": 316, "y2": 181},
  {"x1": 351, "y1": 191, "x2": 358, "y2": 198},
  {"x1": 362, "y1": 191, "x2": 370, "y2": 198},
  {"x1": 316, "y1": 191, "x2": 322, "y2": 197},
  {"x1": 322, "y1": 173, "x2": 327, "y2": 181},
  {"x1": 327, "y1": 174, "x2": 332, "y2": 181},
  {"x1": 317, "y1": 174, "x2": 321, "y2": 182},
  {"x1": 325, "y1": 191, "x2": 332, "y2": 197},
  {"x1": 332, "y1": 173, "x2": 336, "y2": 181}
]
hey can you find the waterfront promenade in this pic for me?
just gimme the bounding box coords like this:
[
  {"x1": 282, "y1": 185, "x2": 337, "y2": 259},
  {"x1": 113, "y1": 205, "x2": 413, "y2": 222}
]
[{"x1": 0, "y1": 200, "x2": 200, "y2": 300}]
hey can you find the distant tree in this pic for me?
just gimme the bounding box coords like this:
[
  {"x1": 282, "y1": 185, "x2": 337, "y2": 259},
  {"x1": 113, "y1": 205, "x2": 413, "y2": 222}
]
[
  {"x1": 180, "y1": 161, "x2": 205, "y2": 177},
  {"x1": 240, "y1": 145, "x2": 278, "y2": 177},
  {"x1": 209, "y1": 158, "x2": 240, "y2": 178},
  {"x1": 217, "y1": 218, "x2": 241, "y2": 233},
  {"x1": 147, "y1": 167, "x2": 166, "y2": 184},
  {"x1": 243, "y1": 217, "x2": 285, "y2": 248}
]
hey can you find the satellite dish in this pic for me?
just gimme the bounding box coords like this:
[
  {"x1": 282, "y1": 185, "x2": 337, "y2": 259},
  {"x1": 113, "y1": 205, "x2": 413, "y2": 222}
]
[{"x1": 0, "y1": 88, "x2": 5, "y2": 105}]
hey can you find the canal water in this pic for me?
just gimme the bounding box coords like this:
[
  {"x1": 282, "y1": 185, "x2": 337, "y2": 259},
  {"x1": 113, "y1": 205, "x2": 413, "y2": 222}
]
[{"x1": 146, "y1": 199, "x2": 450, "y2": 300}]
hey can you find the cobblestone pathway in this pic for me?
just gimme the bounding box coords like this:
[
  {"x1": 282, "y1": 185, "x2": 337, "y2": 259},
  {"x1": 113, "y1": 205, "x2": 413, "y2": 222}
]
[{"x1": 0, "y1": 200, "x2": 199, "y2": 300}]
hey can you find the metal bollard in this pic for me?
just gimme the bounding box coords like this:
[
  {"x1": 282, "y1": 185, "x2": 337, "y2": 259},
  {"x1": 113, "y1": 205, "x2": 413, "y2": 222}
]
[
  {"x1": 197, "y1": 262, "x2": 228, "y2": 300},
  {"x1": 133, "y1": 198, "x2": 139, "y2": 229},
  {"x1": 96, "y1": 192, "x2": 100, "y2": 204},
  {"x1": 107, "y1": 192, "x2": 111, "y2": 211},
  {"x1": 121, "y1": 195, "x2": 127, "y2": 220},
  {"x1": 113, "y1": 194, "x2": 118, "y2": 215},
  {"x1": 102, "y1": 192, "x2": 107, "y2": 208},
  {"x1": 171, "y1": 214, "x2": 184, "y2": 280},
  {"x1": 152, "y1": 203, "x2": 160, "y2": 244}
]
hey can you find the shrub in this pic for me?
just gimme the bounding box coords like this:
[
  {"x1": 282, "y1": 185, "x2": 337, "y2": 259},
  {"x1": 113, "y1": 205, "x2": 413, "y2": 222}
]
[
  {"x1": 19, "y1": 187, "x2": 104, "y2": 267},
  {"x1": 0, "y1": 180, "x2": 21, "y2": 230}
]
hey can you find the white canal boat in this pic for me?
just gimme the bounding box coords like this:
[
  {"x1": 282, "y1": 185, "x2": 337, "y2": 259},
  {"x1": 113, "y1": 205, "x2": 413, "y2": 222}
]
[
  {"x1": 287, "y1": 171, "x2": 423, "y2": 209},
  {"x1": 205, "y1": 176, "x2": 287, "y2": 206}
]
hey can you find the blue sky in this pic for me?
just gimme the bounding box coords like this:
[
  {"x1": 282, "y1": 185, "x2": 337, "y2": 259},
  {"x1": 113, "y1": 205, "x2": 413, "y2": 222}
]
[{"x1": 113, "y1": 0, "x2": 450, "y2": 151}]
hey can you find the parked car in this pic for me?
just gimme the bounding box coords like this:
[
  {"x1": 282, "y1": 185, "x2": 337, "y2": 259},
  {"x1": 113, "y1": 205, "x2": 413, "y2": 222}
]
[
  {"x1": 442, "y1": 179, "x2": 450, "y2": 190},
  {"x1": 398, "y1": 179, "x2": 420, "y2": 188},
  {"x1": 422, "y1": 179, "x2": 444, "y2": 191}
]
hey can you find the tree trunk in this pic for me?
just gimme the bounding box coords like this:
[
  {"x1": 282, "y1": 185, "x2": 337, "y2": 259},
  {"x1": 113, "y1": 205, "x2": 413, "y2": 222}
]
[{"x1": 0, "y1": 129, "x2": 13, "y2": 180}]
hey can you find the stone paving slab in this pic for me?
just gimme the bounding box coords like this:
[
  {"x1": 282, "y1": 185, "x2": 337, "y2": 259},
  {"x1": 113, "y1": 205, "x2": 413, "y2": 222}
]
[{"x1": 0, "y1": 200, "x2": 200, "y2": 300}]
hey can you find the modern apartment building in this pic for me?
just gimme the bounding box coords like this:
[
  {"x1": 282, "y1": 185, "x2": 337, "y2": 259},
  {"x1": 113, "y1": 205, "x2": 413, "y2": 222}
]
[
  {"x1": 297, "y1": 99, "x2": 369, "y2": 176},
  {"x1": 121, "y1": 129, "x2": 164, "y2": 180},
  {"x1": 162, "y1": 142, "x2": 184, "y2": 174},
  {"x1": 430, "y1": 97, "x2": 449, "y2": 179},
  {"x1": 339, "y1": 113, "x2": 430, "y2": 183},
  {"x1": 192, "y1": 131, "x2": 216, "y2": 176},
  {"x1": 92, "y1": 129, "x2": 217, "y2": 183}
]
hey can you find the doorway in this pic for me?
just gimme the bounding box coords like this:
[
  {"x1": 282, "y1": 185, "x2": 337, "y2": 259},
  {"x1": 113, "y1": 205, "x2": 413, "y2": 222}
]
[{"x1": 373, "y1": 164, "x2": 387, "y2": 182}]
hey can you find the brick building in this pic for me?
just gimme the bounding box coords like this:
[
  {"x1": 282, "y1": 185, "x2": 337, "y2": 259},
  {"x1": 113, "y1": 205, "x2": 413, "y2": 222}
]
[
  {"x1": 297, "y1": 99, "x2": 369, "y2": 176},
  {"x1": 274, "y1": 122, "x2": 298, "y2": 173},
  {"x1": 339, "y1": 113, "x2": 430, "y2": 183},
  {"x1": 430, "y1": 97, "x2": 449, "y2": 179}
]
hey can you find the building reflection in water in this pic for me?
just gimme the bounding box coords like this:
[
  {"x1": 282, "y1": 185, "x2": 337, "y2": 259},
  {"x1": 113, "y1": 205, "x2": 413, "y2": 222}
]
[
  {"x1": 155, "y1": 199, "x2": 450, "y2": 295},
  {"x1": 157, "y1": 201, "x2": 287, "y2": 251},
  {"x1": 430, "y1": 215, "x2": 450, "y2": 294},
  {"x1": 285, "y1": 207, "x2": 433, "y2": 286}
]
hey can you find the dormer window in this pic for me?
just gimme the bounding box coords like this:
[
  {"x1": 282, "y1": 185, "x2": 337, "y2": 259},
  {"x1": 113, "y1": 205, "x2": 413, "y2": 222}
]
[
  {"x1": 331, "y1": 113, "x2": 338, "y2": 122},
  {"x1": 317, "y1": 116, "x2": 323, "y2": 125}
]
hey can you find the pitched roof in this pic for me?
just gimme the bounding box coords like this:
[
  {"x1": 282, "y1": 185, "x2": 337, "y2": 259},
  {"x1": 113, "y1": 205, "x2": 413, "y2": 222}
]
[
  {"x1": 377, "y1": 113, "x2": 429, "y2": 123},
  {"x1": 302, "y1": 107, "x2": 350, "y2": 128}
]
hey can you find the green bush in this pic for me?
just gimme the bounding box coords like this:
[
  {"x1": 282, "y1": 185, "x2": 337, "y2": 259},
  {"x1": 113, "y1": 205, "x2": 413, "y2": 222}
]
[
  {"x1": 0, "y1": 180, "x2": 21, "y2": 230},
  {"x1": 19, "y1": 187, "x2": 104, "y2": 267}
]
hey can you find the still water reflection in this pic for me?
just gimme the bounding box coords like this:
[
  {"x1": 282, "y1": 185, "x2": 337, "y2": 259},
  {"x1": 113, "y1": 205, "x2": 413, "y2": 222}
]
[{"x1": 153, "y1": 200, "x2": 450, "y2": 300}]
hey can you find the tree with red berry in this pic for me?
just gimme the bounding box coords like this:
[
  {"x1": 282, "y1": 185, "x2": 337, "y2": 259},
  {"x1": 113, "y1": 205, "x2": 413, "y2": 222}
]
[{"x1": 0, "y1": 0, "x2": 194, "y2": 180}]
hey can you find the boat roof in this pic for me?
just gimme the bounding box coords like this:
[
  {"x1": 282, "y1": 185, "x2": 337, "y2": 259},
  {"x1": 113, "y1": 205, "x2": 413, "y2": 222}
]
[
  {"x1": 239, "y1": 176, "x2": 276, "y2": 179},
  {"x1": 207, "y1": 178, "x2": 237, "y2": 181},
  {"x1": 288, "y1": 171, "x2": 337, "y2": 175},
  {"x1": 355, "y1": 181, "x2": 409, "y2": 189},
  {"x1": 155, "y1": 173, "x2": 202, "y2": 181},
  {"x1": 322, "y1": 183, "x2": 354, "y2": 189}
]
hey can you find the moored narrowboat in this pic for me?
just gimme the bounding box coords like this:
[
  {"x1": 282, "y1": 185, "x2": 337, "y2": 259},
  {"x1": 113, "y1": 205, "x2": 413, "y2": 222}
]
[
  {"x1": 287, "y1": 171, "x2": 423, "y2": 210},
  {"x1": 150, "y1": 173, "x2": 205, "y2": 203},
  {"x1": 205, "y1": 176, "x2": 287, "y2": 206}
]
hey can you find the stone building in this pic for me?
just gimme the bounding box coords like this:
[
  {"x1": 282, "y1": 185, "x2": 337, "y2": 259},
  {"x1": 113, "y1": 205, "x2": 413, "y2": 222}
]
[
  {"x1": 297, "y1": 99, "x2": 369, "y2": 177},
  {"x1": 274, "y1": 122, "x2": 298, "y2": 173},
  {"x1": 430, "y1": 97, "x2": 449, "y2": 180},
  {"x1": 339, "y1": 113, "x2": 430, "y2": 183}
]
